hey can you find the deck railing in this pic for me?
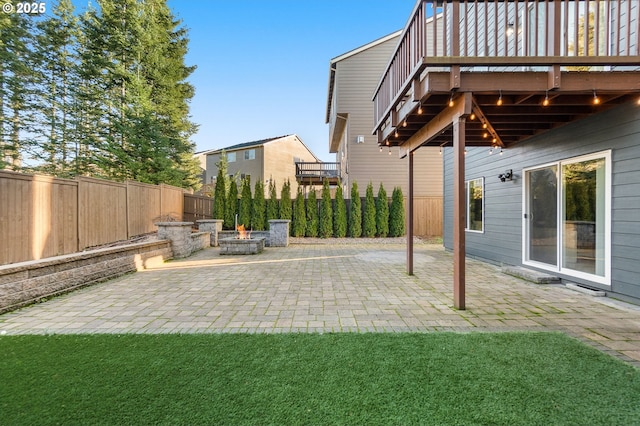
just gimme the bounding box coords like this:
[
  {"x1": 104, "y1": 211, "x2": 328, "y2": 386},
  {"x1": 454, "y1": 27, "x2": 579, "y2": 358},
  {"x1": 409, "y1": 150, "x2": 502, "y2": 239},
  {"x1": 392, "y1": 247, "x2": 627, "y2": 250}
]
[
  {"x1": 295, "y1": 162, "x2": 340, "y2": 180},
  {"x1": 373, "y1": 0, "x2": 640, "y2": 130}
]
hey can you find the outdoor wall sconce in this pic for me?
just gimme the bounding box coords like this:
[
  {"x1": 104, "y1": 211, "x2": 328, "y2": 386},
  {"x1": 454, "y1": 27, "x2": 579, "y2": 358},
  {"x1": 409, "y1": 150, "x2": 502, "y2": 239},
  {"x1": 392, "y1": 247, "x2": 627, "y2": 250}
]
[{"x1": 498, "y1": 169, "x2": 513, "y2": 182}]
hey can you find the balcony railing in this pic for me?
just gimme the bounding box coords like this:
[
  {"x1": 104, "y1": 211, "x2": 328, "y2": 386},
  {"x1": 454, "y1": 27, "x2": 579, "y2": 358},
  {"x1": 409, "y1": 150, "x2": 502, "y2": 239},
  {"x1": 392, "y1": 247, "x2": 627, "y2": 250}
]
[
  {"x1": 295, "y1": 162, "x2": 340, "y2": 185},
  {"x1": 373, "y1": 0, "x2": 640, "y2": 131}
]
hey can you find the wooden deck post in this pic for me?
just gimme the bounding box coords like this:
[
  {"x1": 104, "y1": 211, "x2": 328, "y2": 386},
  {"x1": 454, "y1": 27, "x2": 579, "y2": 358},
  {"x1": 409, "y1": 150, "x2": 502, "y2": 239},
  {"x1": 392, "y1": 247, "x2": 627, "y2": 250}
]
[
  {"x1": 453, "y1": 115, "x2": 466, "y2": 310},
  {"x1": 407, "y1": 150, "x2": 414, "y2": 275}
]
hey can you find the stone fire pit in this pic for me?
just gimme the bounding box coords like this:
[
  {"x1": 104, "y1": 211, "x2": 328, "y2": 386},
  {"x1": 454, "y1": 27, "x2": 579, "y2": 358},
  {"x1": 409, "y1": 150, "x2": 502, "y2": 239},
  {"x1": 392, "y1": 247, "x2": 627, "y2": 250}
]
[{"x1": 219, "y1": 237, "x2": 265, "y2": 255}]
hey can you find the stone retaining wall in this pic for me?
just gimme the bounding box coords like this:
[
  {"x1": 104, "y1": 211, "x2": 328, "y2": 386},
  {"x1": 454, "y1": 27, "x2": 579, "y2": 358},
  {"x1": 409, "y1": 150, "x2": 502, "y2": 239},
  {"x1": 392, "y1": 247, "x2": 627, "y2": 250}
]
[{"x1": 0, "y1": 240, "x2": 172, "y2": 314}]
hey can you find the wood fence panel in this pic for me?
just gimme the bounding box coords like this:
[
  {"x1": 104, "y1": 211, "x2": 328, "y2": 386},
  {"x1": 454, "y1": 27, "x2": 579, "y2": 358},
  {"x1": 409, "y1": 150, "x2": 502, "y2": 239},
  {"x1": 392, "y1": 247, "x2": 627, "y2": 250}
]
[
  {"x1": 127, "y1": 181, "x2": 161, "y2": 237},
  {"x1": 161, "y1": 184, "x2": 185, "y2": 221},
  {"x1": 183, "y1": 194, "x2": 213, "y2": 223},
  {"x1": 78, "y1": 177, "x2": 128, "y2": 250},
  {"x1": 0, "y1": 171, "x2": 78, "y2": 264},
  {"x1": 408, "y1": 196, "x2": 443, "y2": 237}
]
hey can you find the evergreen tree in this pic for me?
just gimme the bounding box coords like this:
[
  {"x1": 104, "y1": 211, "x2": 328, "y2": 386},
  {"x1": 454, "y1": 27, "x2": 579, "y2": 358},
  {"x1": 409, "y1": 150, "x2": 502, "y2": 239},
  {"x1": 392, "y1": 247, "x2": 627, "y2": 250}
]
[
  {"x1": 292, "y1": 186, "x2": 306, "y2": 237},
  {"x1": 225, "y1": 179, "x2": 238, "y2": 230},
  {"x1": 252, "y1": 180, "x2": 266, "y2": 230},
  {"x1": 389, "y1": 187, "x2": 406, "y2": 237},
  {"x1": 280, "y1": 179, "x2": 292, "y2": 221},
  {"x1": 349, "y1": 182, "x2": 362, "y2": 238},
  {"x1": 363, "y1": 182, "x2": 377, "y2": 237},
  {"x1": 31, "y1": 0, "x2": 80, "y2": 177},
  {"x1": 376, "y1": 183, "x2": 389, "y2": 237},
  {"x1": 266, "y1": 179, "x2": 278, "y2": 222},
  {"x1": 305, "y1": 190, "x2": 318, "y2": 237},
  {"x1": 239, "y1": 177, "x2": 252, "y2": 229},
  {"x1": 333, "y1": 184, "x2": 347, "y2": 238},
  {"x1": 319, "y1": 179, "x2": 333, "y2": 238},
  {"x1": 212, "y1": 168, "x2": 226, "y2": 220}
]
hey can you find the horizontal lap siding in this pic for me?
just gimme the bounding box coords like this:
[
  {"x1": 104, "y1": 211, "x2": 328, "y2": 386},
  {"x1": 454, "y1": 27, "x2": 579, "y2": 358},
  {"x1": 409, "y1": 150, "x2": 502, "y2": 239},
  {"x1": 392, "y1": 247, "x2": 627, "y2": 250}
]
[{"x1": 444, "y1": 102, "x2": 640, "y2": 300}]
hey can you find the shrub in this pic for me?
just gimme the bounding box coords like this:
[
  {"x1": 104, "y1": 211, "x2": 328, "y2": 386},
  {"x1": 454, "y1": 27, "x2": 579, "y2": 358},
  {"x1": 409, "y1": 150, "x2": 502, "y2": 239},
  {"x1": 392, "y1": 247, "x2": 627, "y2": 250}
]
[
  {"x1": 239, "y1": 177, "x2": 252, "y2": 229},
  {"x1": 319, "y1": 179, "x2": 333, "y2": 238},
  {"x1": 333, "y1": 184, "x2": 347, "y2": 238},
  {"x1": 305, "y1": 190, "x2": 318, "y2": 237},
  {"x1": 252, "y1": 181, "x2": 266, "y2": 230},
  {"x1": 389, "y1": 187, "x2": 406, "y2": 237},
  {"x1": 363, "y1": 182, "x2": 377, "y2": 237},
  {"x1": 212, "y1": 168, "x2": 226, "y2": 221},
  {"x1": 224, "y1": 180, "x2": 238, "y2": 230},
  {"x1": 292, "y1": 186, "x2": 306, "y2": 237},
  {"x1": 376, "y1": 183, "x2": 389, "y2": 237},
  {"x1": 349, "y1": 182, "x2": 362, "y2": 238},
  {"x1": 280, "y1": 179, "x2": 292, "y2": 222},
  {"x1": 266, "y1": 179, "x2": 278, "y2": 222}
]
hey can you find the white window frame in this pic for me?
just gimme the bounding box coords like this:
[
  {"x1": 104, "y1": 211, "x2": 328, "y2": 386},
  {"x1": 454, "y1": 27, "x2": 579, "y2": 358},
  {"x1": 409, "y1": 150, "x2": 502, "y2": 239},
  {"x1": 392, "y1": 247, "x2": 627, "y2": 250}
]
[
  {"x1": 522, "y1": 150, "x2": 611, "y2": 286},
  {"x1": 465, "y1": 177, "x2": 484, "y2": 233}
]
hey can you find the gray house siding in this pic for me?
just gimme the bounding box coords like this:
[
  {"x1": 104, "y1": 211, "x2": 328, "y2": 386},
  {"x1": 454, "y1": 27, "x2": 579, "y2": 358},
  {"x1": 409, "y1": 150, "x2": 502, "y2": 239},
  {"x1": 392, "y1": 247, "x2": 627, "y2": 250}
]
[{"x1": 443, "y1": 101, "x2": 640, "y2": 302}]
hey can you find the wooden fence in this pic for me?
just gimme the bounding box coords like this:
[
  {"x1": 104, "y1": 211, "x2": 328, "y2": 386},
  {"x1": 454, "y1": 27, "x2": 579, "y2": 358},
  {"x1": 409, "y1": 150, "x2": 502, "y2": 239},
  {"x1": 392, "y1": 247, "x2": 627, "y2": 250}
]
[
  {"x1": 0, "y1": 171, "x2": 185, "y2": 265},
  {"x1": 183, "y1": 194, "x2": 214, "y2": 223}
]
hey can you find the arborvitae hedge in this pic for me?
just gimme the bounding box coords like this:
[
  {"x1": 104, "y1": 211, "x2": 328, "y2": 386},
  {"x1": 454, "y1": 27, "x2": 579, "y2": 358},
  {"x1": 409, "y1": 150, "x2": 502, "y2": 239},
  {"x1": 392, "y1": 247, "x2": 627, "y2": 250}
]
[
  {"x1": 349, "y1": 182, "x2": 362, "y2": 238},
  {"x1": 212, "y1": 168, "x2": 226, "y2": 221},
  {"x1": 266, "y1": 180, "x2": 278, "y2": 222},
  {"x1": 363, "y1": 182, "x2": 377, "y2": 237},
  {"x1": 280, "y1": 179, "x2": 292, "y2": 222},
  {"x1": 224, "y1": 180, "x2": 238, "y2": 230},
  {"x1": 252, "y1": 181, "x2": 266, "y2": 230},
  {"x1": 376, "y1": 183, "x2": 389, "y2": 237},
  {"x1": 319, "y1": 179, "x2": 333, "y2": 238},
  {"x1": 292, "y1": 187, "x2": 306, "y2": 237},
  {"x1": 389, "y1": 186, "x2": 406, "y2": 237},
  {"x1": 305, "y1": 190, "x2": 318, "y2": 237},
  {"x1": 333, "y1": 184, "x2": 347, "y2": 238},
  {"x1": 239, "y1": 177, "x2": 252, "y2": 229}
]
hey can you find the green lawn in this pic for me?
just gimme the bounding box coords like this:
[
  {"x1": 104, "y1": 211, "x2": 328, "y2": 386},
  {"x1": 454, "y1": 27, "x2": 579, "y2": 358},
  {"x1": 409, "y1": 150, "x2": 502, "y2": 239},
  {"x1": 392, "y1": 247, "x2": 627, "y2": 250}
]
[{"x1": 1, "y1": 332, "x2": 639, "y2": 425}]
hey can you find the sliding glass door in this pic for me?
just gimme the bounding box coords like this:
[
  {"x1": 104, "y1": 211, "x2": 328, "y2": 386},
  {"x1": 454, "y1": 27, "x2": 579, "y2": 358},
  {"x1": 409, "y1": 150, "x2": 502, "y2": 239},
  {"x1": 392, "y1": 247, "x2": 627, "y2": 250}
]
[{"x1": 524, "y1": 152, "x2": 610, "y2": 285}]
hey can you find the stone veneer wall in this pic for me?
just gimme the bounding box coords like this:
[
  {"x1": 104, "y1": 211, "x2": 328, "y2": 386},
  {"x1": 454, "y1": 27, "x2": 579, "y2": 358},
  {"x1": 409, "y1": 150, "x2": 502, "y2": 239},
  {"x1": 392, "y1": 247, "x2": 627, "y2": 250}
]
[
  {"x1": 0, "y1": 240, "x2": 172, "y2": 314},
  {"x1": 156, "y1": 222, "x2": 210, "y2": 258}
]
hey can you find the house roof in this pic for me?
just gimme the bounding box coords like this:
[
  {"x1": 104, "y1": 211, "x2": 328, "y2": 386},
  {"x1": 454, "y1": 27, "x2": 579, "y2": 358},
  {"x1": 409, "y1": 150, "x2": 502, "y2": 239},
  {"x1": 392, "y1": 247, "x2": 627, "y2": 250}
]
[
  {"x1": 196, "y1": 134, "x2": 321, "y2": 162},
  {"x1": 325, "y1": 30, "x2": 402, "y2": 124}
]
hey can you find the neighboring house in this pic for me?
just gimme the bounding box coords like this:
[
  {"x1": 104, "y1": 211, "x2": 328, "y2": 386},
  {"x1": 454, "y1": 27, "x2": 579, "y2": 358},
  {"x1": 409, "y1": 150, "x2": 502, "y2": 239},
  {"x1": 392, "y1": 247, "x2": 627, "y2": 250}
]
[
  {"x1": 372, "y1": 0, "x2": 640, "y2": 306},
  {"x1": 198, "y1": 134, "x2": 320, "y2": 195},
  {"x1": 325, "y1": 31, "x2": 443, "y2": 236}
]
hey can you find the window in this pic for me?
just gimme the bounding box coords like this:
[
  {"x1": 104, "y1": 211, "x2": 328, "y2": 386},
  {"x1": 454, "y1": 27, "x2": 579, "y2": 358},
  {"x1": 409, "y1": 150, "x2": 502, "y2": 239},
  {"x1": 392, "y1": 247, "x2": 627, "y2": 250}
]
[
  {"x1": 465, "y1": 177, "x2": 484, "y2": 232},
  {"x1": 244, "y1": 149, "x2": 255, "y2": 160},
  {"x1": 524, "y1": 151, "x2": 611, "y2": 285},
  {"x1": 227, "y1": 152, "x2": 236, "y2": 162}
]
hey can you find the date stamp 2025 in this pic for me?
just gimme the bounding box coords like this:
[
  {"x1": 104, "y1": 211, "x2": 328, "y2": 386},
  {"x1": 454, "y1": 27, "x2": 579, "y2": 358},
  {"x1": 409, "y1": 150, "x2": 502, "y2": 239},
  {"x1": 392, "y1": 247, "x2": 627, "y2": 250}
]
[{"x1": 2, "y1": 2, "x2": 47, "y2": 15}]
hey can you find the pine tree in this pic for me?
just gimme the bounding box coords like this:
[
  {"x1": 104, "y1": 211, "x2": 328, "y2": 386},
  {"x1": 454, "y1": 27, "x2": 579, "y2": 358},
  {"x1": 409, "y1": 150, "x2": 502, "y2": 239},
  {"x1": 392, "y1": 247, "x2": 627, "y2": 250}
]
[
  {"x1": 292, "y1": 186, "x2": 306, "y2": 237},
  {"x1": 305, "y1": 190, "x2": 318, "y2": 237},
  {"x1": 225, "y1": 179, "x2": 238, "y2": 230},
  {"x1": 252, "y1": 180, "x2": 266, "y2": 230},
  {"x1": 239, "y1": 177, "x2": 252, "y2": 229},
  {"x1": 280, "y1": 179, "x2": 292, "y2": 221},
  {"x1": 363, "y1": 182, "x2": 377, "y2": 237},
  {"x1": 213, "y1": 168, "x2": 226, "y2": 220},
  {"x1": 349, "y1": 182, "x2": 362, "y2": 238},
  {"x1": 333, "y1": 184, "x2": 347, "y2": 238},
  {"x1": 266, "y1": 179, "x2": 278, "y2": 222},
  {"x1": 389, "y1": 187, "x2": 406, "y2": 237},
  {"x1": 376, "y1": 183, "x2": 389, "y2": 237}
]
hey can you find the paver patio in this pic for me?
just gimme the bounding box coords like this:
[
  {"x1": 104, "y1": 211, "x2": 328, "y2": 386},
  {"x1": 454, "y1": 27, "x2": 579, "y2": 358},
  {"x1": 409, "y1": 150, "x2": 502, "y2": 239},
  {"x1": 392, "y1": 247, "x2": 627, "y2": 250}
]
[{"x1": 1, "y1": 240, "x2": 639, "y2": 368}]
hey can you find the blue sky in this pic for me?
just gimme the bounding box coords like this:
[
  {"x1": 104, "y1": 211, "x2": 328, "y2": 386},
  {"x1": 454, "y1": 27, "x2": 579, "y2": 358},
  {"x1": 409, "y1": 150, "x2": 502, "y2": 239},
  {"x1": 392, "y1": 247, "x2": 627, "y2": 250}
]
[{"x1": 164, "y1": 0, "x2": 415, "y2": 161}]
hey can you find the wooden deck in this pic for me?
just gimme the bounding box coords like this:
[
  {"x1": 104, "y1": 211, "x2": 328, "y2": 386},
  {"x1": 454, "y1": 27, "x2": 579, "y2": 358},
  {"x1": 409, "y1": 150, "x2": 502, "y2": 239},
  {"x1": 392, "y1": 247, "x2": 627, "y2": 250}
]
[{"x1": 295, "y1": 162, "x2": 341, "y2": 186}]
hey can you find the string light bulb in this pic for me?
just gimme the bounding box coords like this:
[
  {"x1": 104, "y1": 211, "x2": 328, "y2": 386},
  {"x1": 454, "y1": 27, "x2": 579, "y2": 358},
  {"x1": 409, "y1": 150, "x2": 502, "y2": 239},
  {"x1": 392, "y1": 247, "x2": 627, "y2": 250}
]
[
  {"x1": 417, "y1": 103, "x2": 423, "y2": 114},
  {"x1": 379, "y1": 146, "x2": 382, "y2": 152},
  {"x1": 388, "y1": 147, "x2": 392, "y2": 155},
  {"x1": 499, "y1": 148, "x2": 504, "y2": 155},
  {"x1": 448, "y1": 94, "x2": 454, "y2": 107},
  {"x1": 394, "y1": 128, "x2": 399, "y2": 138},
  {"x1": 439, "y1": 146, "x2": 442, "y2": 155},
  {"x1": 482, "y1": 122, "x2": 488, "y2": 129},
  {"x1": 497, "y1": 90, "x2": 503, "y2": 106},
  {"x1": 402, "y1": 120, "x2": 407, "y2": 127},
  {"x1": 542, "y1": 91, "x2": 550, "y2": 107},
  {"x1": 593, "y1": 90, "x2": 600, "y2": 105},
  {"x1": 470, "y1": 113, "x2": 476, "y2": 120}
]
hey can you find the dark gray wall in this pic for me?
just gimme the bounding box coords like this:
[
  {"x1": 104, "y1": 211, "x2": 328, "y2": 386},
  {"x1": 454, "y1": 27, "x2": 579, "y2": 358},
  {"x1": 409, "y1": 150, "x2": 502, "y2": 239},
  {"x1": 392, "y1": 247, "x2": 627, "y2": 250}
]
[{"x1": 443, "y1": 102, "x2": 640, "y2": 302}]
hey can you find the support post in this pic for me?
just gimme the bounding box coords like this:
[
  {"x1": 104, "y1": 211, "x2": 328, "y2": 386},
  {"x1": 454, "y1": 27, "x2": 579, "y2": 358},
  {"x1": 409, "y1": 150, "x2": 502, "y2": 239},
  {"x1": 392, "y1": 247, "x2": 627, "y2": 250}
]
[
  {"x1": 453, "y1": 116, "x2": 466, "y2": 310},
  {"x1": 407, "y1": 150, "x2": 414, "y2": 275}
]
